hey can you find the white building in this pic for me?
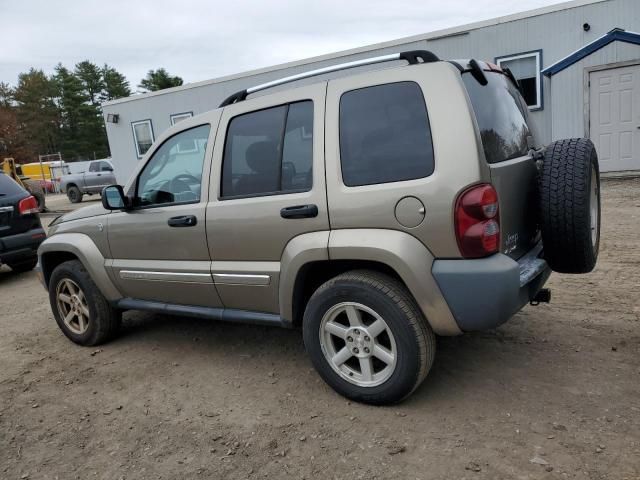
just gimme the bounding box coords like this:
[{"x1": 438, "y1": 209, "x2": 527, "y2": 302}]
[{"x1": 103, "y1": 0, "x2": 640, "y2": 183}]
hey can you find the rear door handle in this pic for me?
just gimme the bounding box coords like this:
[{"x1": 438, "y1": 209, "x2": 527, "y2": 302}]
[
  {"x1": 168, "y1": 215, "x2": 197, "y2": 227},
  {"x1": 280, "y1": 204, "x2": 318, "y2": 219}
]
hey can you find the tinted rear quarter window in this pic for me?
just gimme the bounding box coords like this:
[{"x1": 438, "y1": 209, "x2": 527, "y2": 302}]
[
  {"x1": 339, "y1": 82, "x2": 434, "y2": 187},
  {"x1": 462, "y1": 72, "x2": 531, "y2": 163},
  {"x1": 0, "y1": 173, "x2": 26, "y2": 197}
]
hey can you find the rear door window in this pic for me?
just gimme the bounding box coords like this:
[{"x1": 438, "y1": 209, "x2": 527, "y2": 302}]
[
  {"x1": 339, "y1": 82, "x2": 434, "y2": 187},
  {"x1": 221, "y1": 101, "x2": 313, "y2": 198},
  {"x1": 462, "y1": 72, "x2": 531, "y2": 163}
]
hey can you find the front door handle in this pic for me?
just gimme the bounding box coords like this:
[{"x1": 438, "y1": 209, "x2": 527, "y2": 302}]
[
  {"x1": 280, "y1": 204, "x2": 318, "y2": 219},
  {"x1": 168, "y1": 215, "x2": 197, "y2": 227}
]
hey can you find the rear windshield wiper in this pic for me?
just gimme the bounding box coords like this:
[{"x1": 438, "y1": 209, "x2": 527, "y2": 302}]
[{"x1": 468, "y1": 59, "x2": 488, "y2": 86}]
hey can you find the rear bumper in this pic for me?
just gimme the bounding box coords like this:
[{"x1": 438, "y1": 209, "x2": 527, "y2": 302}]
[
  {"x1": 432, "y1": 242, "x2": 551, "y2": 332},
  {"x1": 0, "y1": 228, "x2": 46, "y2": 265}
]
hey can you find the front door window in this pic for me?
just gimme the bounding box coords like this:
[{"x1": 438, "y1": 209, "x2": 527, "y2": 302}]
[{"x1": 136, "y1": 124, "x2": 210, "y2": 207}]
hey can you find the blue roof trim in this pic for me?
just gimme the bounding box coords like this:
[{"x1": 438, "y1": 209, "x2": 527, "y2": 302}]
[{"x1": 542, "y1": 28, "x2": 640, "y2": 76}]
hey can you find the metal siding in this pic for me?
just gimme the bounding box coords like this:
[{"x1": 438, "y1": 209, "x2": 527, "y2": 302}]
[{"x1": 104, "y1": 0, "x2": 640, "y2": 180}]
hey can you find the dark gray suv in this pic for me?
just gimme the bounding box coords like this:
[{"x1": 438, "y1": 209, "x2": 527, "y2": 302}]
[{"x1": 0, "y1": 173, "x2": 46, "y2": 272}]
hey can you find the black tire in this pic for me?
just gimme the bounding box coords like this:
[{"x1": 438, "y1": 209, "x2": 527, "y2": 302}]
[
  {"x1": 48, "y1": 260, "x2": 121, "y2": 346},
  {"x1": 67, "y1": 186, "x2": 83, "y2": 204},
  {"x1": 24, "y1": 180, "x2": 46, "y2": 212},
  {"x1": 539, "y1": 138, "x2": 600, "y2": 273},
  {"x1": 303, "y1": 270, "x2": 436, "y2": 405},
  {"x1": 8, "y1": 258, "x2": 38, "y2": 273}
]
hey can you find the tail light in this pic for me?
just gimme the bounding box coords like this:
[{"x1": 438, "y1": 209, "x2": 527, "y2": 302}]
[
  {"x1": 455, "y1": 184, "x2": 500, "y2": 258},
  {"x1": 18, "y1": 196, "x2": 39, "y2": 215}
]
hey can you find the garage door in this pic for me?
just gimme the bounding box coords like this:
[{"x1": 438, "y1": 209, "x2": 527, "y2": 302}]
[{"x1": 589, "y1": 64, "x2": 640, "y2": 172}]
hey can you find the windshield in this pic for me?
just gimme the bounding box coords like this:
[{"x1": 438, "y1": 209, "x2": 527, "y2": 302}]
[{"x1": 462, "y1": 71, "x2": 532, "y2": 164}]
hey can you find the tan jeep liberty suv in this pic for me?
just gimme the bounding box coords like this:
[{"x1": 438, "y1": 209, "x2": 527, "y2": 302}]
[{"x1": 37, "y1": 51, "x2": 601, "y2": 404}]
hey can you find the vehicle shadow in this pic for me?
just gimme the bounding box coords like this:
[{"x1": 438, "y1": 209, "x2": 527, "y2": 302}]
[
  {"x1": 0, "y1": 267, "x2": 37, "y2": 286},
  {"x1": 118, "y1": 310, "x2": 303, "y2": 351},
  {"x1": 115, "y1": 309, "x2": 541, "y2": 407}
]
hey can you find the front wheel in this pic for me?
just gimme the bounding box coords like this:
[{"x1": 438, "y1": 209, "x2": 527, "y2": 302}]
[
  {"x1": 303, "y1": 270, "x2": 435, "y2": 405},
  {"x1": 49, "y1": 260, "x2": 121, "y2": 346},
  {"x1": 67, "y1": 186, "x2": 83, "y2": 204}
]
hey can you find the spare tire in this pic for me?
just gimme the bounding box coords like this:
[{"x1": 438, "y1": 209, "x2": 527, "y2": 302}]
[{"x1": 538, "y1": 138, "x2": 600, "y2": 273}]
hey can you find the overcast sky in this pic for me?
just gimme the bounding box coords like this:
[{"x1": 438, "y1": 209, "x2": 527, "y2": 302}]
[{"x1": 1, "y1": 0, "x2": 564, "y2": 89}]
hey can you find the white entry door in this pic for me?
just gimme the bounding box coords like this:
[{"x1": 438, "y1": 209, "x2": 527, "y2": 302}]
[{"x1": 589, "y1": 64, "x2": 640, "y2": 172}]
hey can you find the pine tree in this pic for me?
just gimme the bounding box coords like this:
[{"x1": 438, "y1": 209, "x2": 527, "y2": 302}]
[
  {"x1": 12, "y1": 69, "x2": 60, "y2": 157},
  {"x1": 138, "y1": 68, "x2": 183, "y2": 92},
  {"x1": 53, "y1": 64, "x2": 111, "y2": 160},
  {"x1": 75, "y1": 61, "x2": 105, "y2": 106},
  {"x1": 101, "y1": 64, "x2": 131, "y2": 101},
  {"x1": 7, "y1": 62, "x2": 132, "y2": 162},
  {"x1": 0, "y1": 82, "x2": 13, "y2": 108}
]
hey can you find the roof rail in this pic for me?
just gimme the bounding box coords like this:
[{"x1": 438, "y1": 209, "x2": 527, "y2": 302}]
[{"x1": 218, "y1": 49, "x2": 439, "y2": 107}]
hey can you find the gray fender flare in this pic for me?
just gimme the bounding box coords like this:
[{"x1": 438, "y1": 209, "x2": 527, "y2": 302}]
[
  {"x1": 328, "y1": 229, "x2": 461, "y2": 336},
  {"x1": 38, "y1": 233, "x2": 122, "y2": 301},
  {"x1": 279, "y1": 229, "x2": 461, "y2": 336},
  {"x1": 279, "y1": 231, "x2": 330, "y2": 325}
]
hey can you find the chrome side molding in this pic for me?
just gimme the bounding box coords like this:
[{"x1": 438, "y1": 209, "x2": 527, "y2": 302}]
[
  {"x1": 212, "y1": 273, "x2": 270, "y2": 286},
  {"x1": 119, "y1": 270, "x2": 213, "y2": 283},
  {"x1": 118, "y1": 270, "x2": 271, "y2": 286}
]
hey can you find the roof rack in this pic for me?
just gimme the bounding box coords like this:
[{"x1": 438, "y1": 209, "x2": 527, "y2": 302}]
[{"x1": 218, "y1": 50, "x2": 439, "y2": 107}]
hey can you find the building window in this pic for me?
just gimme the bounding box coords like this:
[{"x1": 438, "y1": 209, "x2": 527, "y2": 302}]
[
  {"x1": 171, "y1": 113, "x2": 195, "y2": 153},
  {"x1": 339, "y1": 82, "x2": 434, "y2": 187},
  {"x1": 170, "y1": 111, "x2": 193, "y2": 125},
  {"x1": 496, "y1": 50, "x2": 542, "y2": 110},
  {"x1": 132, "y1": 119, "x2": 155, "y2": 158}
]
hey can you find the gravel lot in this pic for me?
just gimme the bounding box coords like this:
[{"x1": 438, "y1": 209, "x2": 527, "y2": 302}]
[{"x1": 1, "y1": 178, "x2": 639, "y2": 479}]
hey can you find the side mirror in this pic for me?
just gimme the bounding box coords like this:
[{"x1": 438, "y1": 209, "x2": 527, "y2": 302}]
[
  {"x1": 104, "y1": 166, "x2": 114, "y2": 172},
  {"x1": 102, "y1": 185, "x2": 129, "y2": 210}
]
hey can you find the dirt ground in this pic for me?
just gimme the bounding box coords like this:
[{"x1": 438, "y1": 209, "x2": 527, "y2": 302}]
[{"x1": 1, "y1": 178, "x2": 639, "y2": 480}]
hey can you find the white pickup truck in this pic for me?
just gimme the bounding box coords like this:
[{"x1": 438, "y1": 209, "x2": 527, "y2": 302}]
[{"x1": 59, "y1": 160, "x2": 116, "y2": 203}]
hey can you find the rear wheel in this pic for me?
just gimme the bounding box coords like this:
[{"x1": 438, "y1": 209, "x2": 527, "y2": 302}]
[
  {"x1": 49, "y1": 260, "x2": 121, "y2": 346},
  {"x1": 24, "y1": 180, "x2": 46, "y2": 212},
  {"x1": 67, "y1": 186, "x2": 83, "y2": 204},
  {"x1": 303, "y1": 270, "x2": 435, "y2": 405},
  {"x1": 538, "y1": 138, "x2": 600, "y2": 273}
]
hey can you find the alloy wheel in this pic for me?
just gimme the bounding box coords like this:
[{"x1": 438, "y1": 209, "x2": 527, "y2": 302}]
[
  {"x1": 56, "y1": 278, "x2": 90, "y2": 335},
  {"x1": 319, "y1": 302, "x2": 397, "y2": 387}
]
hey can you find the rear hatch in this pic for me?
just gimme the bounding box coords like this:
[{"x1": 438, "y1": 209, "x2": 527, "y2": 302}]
[
  {"x1": 0, "y1": 173, "x2": 40, "y2": 238},
  {"x1": 461, "y1": 68, "x2": 539, "y2": 260}
]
